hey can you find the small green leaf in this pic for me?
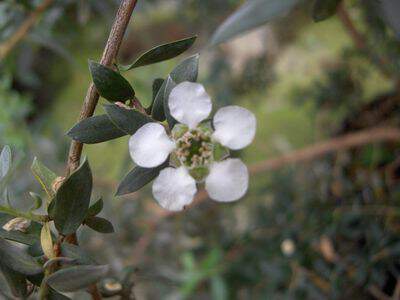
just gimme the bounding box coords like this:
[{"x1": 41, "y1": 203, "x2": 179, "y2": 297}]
[
  {"x1": 0, "y1": 229, "x2": 38, "y2": 246},
  {"x1": 0, "y1": 262, "x2": 27, "y2": 298},
  {"x1": 89, "y1": 61, "x2": 135, "y2": 102},
  {"x1": 210, "y1": 0, "x2": 299, "y2": 46},
  {"x1": 0, "y1": 237, "x2": 42, "y2": 275},
  {"x1": 163, "y1": 76, "x2": 178, "y2": 129},
  {"x1": 85, "y1": 217, "x2": 114, "y2": 234},
  {"x1": 121, "y1": 36, "x2": 197, "y2": 70},
  {"x1": 31, "y1": 157, "x2": 57, "y2": 200},
  {"x1": 312, "y1": 0, "x2": 342, "y2": 22},
  {"x1": 53, "y1": 159, "x2": 92, "y2": 235},
  {"x1": 146, "y1": 78, "x2": 164, "y2": 114},
  {"x1": 61, "y1": 243, "x2": 97, "y2": 265},
  {"x1": 0, "y1": 145, "x2": 11, "y2": 180},
  {"x1": 104, "y1": 104, "x2": 153, "y2": 135},
  {"x1": 116, "y1": 162, "x2": 168, "y2": 196},
  {"x1": 87, "y1": 198, "x2": 103, "y2": 217},
  {"x1": 67, "y1": 114, "x2": 126, "y2": 144},
  {"x1": 151, "y1": 54, "x2": 199, "y2": 121},
  {"x1": 40, "y1": 222, "x2": 55, "y2": 259},
  {"x1": 29, "y1": 192, "x2": 43, "y2": 210},
  {"x1": 46, "y1": 265, "x2": 109, "y2": 292}
]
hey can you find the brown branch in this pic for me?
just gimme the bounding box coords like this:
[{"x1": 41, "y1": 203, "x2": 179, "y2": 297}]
[
  {"x1": 66, "y1": 0, "x2": 138, "y2": 174},
  {"x1": 129, "y1": 126, "x2": 400, "y2": 263},
  {"x1": 0, "y1": 0, "x2": 53, "y2": 61}
]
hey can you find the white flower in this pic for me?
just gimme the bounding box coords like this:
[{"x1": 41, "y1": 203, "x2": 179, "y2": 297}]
[{"x1": 129, "y1": 81, "x2": 257, "y2": 211}]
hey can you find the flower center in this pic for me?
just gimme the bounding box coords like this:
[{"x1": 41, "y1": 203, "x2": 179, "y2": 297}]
[{"x1": 175, "y1": 128, "x2": 213, "y2": 169}]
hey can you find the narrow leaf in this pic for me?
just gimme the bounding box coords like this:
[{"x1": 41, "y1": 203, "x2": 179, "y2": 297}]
[
  {"x1": 40, "y1": 222, "x2": 55, "y2": 259},
  {"x1": 61, "y1": 243, "x2": 97, "y2": 265},
  {"x1": 121, "y1": 36, "x2": 197, "y2": 70},
  {"x1": 163, "y1": 76, "x2": 178, "y2": 129},
  {"x1": 312, "y1": 0, "x2": 342, "y2": 22},
  {"x1": 0, "y1": 262, "x2": 27, "y2": 298},
  {"x1": 53, "y1": 159, "x2": 92, "y2": 235},
  {"x1": 89, "y1": 61, "x2": 135, "y2": 102},
  {"x1": 0, "y1": 237, "x2": 42, "y2": 275},
  {"x1": 104, "y1": 104, "x2": 153, "y2": 135},
  {"x1": 0, "y1": 145, "x2": 11, "y2": 180},
  {"x1": 46, "y1": 265, "x2": 109, "y2": 292},
  {"x1": 87, "y1": 198, "x2": 103, "y2": 217},
  {"x1": 146, "y1": 78, "x2": 164, "y2": 114},
  {"x1": 31, "y1": 157, "x2": 57, "y2": 199},
  {"x1": 0, "y1": 229, "x2": 38, "y2": 245},
  {"x1": 151, "y1": 54, "x2": 199, "y2": 121},
  {"x1": 67, "y1": 114, "x2": 126, "y2": 144},
  {"x1": 210, "y1": 0, "x2": 299, "y2": 46},
  {"x1": 85, "y1": 217, "x2": 114, "y2": 234},
  {"x1": 116, "y1": 162, "x2": 167, "y2": 196}
]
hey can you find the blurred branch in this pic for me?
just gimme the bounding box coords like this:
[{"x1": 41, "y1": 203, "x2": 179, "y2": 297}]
[
  {"x1": 0, "y1": 0, "x2": 53, "y2": 61},
  {"x1": 337, "y1": 3, "x2": 393, "y2": 80},
  {"x1": 129, "y1": 126, "x2": 400, "y2": 264},
  {"x1": 66, "y1": 0, "x2": 138, "y2": 174}
]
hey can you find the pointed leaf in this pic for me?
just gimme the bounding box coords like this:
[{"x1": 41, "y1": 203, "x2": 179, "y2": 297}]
[
  {"x1": 0, "y1": 145, "x2": 11, "y2": 180},
  {"x1": 0, "y1": 262, "x2": 27, "y2": 298},
  {"x1": 151, "y1": 54, "x2": 199, "y2": 121},
  {"x1": 104, "y1": 104, "x2": 153, "y2": 135},
  {"x1": 85, "y1": 217, "x2": 114, "y2": 234},
  {"x1": 31, "y1": 157, "x2": 57, "y2": 199},
  {"x1": 0, "y1": 237, "x2": 42, "y2": 275},
  {"x1": 116, "y1": 162, "x2": 168, "y2": 196},
  {"x1": 312, "y1": 0, "x2": 342, "y2": 22},
  {"x1": 89, "y1": 61, "x2": 135, "y2": 102},
  {"x1": 61, "y1": 243, "x2": 97, "y2": 265},
  {"x1": 210, "y1": 0, "x2": 299, "y2": 46},
  {"x1": 67, "y1": 114, "x2": 126, "y2": 144},
  {"x1": 40, "y1": 222, "x2": 55, "y2": 259},
  {"x1": 163, "y1": 76, "x2": 178, "y2": 129},
  {"x1": 146, "y1": 78, "x2": 164, "y2": 114},
  {"x1": 87, "y1": 198, "x2": 103, "y2": 217},
  {"x1": 46, "y1": 265, "x2": 109, "y2": 292},
  {"x1": 53, "y1": 159, "x2": 92, "y2": 235},
  {"x1": 121, "y1": 36, "x2": 197, "y2": 70}
]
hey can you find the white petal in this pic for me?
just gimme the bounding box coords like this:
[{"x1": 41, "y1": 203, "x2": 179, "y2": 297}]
[
  {"x1": 152, "y1": 167, "x2": 197, "y2": 211},
  {"x1": 212, "y1": 106, "x2": 256, "y2": 150},
  {"x1": 129, "y1": 123, "x2": 175, "y2": 168},
  {"x1": 168, "y1": 82, "x2": 212, "y2": 129},
  {"x1": 205, "y1": 159, "x2": 249, "y2": 202}
]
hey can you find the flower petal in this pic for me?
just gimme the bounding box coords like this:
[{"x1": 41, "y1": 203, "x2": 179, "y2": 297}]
[
  {"x1": 205, "y1": 158, "x2": 249, "y2": 202},
  {"x1": 212, "y1": 106, "x2": 256, "y2": 150},
  {"x1": 168, "y1": 82, "x2": 212, "y2": 129},
  {"x1": 129, "y1": 123, "x2": 175, "y2": 168},
  {"x1": 152, "y1": 167, "x2": 197, "y2": 211}
]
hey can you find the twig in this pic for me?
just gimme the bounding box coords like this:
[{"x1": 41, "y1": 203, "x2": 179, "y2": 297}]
[
  {"x1": 129, "y1": 126, "x2": 400, "y2": 263},
  {"x1": 66, "y1": 0, "x2": 138, "y2": 174},
  {"x1": 0, "y1": 0, "x2": 53, "y2": 61}
]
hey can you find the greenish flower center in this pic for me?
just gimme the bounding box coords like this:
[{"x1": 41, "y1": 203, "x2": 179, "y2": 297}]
[{"x1": 175, "y1": 128, "x2": 213, "y2": 169}]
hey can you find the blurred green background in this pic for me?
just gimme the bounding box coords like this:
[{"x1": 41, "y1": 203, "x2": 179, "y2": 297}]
[{"x1": 1, "y1": 0, "x2": 400, "y2": 299}]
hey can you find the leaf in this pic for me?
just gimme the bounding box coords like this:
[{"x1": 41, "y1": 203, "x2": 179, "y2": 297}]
[
  {"x1": 146, "y1": 78, "x2": 164, "y2": 114},
  {"x1": 46, "y1": 265, "x2": 109, "y2": 292},
  {"x1": 40, "y1": 222, "x2": 55, "y2": 259},
  {"x1": 0, "y1": 237, "x2": 42, "y2": 275},
  {"x1": 53, "y1": 159, "x2": 92, "y2": 235},
  {"x1": 31, "y1": 157, "x2": 57, "y2": 199},
  {"x1": 29, "y1": 192, "x2": 43, "y2": 210},
  {"x1": 210, "y1": 0, "x2": 299, "y2": 46},
  {"x1": 0, "y1": 229, "x2": 38, "y2": 246},
  {"x1": 0, "y1": 145, "x2": 11, "y2": 180},
  {"x1": 151, "y1": 54, "x2": 199, "y2": 121},
  {"x1": 85, "y1": 217, "x2": 114, "y2": 234},
  {"x1": 121, "y1": 36, "x2": 197, "y2": 70},
  {"x1": 381, "y1": 0, "x2": 400, "y2": 40},
  {"x1": 89, "y1": 61, "x2": 135, "y2": 102},
  {"x1": 0, "y1": 262, "x2": 27, "y2": 298},
  {"x1": 312, "y1": 0, "x2": 342, "y2": 22},
  {"x1": 67, "y1": 114, "x2": 126, "y2": 144},
  {"x1": 61, "y1": 243, "x2": 96, "y2": 265},
  {"x1": 87, "y1": 198, "x2": 103, "y2": 217},
  {"x1": 48, "y1": 289, "x2": 72, "y2": 300},
  {"x1": 116, "y1": 162, "x2": 168, "y2": 196},
  {"x1": 104, "y1": 104, "x2": 153, "y2": 135},
  {"x1": 163, "y1": 76, "x2": 178, "y2": 129}
]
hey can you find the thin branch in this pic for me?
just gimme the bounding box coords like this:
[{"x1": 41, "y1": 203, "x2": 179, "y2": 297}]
[
  {"x1": 128, "y1": 126, "x2": 400, "y2": 264},
  {"x1": 67, "y1": 0, "x2": 138, "y2": 174},
  {"x1": 0, "y1": 0, "x2": 53, "y2": 61}
]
